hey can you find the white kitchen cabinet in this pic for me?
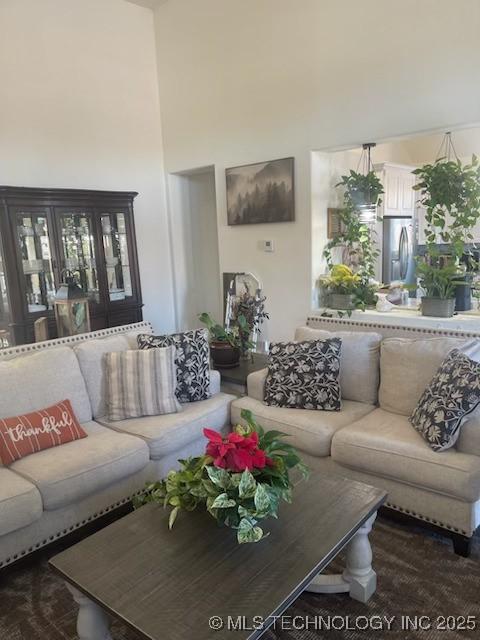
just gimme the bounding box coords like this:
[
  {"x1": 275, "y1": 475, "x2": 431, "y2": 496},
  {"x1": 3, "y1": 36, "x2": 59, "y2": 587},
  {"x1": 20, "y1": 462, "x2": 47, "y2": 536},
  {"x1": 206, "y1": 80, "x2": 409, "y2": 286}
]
[{"x1": 374, "y1": 162, "x2": 416, "y2": 218}]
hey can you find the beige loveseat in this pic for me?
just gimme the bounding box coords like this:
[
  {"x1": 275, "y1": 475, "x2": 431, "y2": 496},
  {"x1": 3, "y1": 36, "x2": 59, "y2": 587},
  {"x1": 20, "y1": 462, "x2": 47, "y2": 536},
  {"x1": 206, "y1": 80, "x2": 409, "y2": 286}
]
[
  {"x1": 0, "y1": 323, "x2": 235, "y2": 569},
  {"x1": 231, "y1": 327, "x2": 480, "y2": 556}
]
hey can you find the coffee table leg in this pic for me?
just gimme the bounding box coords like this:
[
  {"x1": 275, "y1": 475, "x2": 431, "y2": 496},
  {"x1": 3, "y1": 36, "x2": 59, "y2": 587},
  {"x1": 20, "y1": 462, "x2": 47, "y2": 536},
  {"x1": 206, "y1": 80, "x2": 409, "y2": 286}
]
[
  {"x1": 66, "y1": 583, "x2": 112, "y2": 640},
  {"x1": 342, "y1": 512, "x2": 377, "y2": 603},
  {"x1": 305, "y1": 512, "x2": 377, "y2": 603}
]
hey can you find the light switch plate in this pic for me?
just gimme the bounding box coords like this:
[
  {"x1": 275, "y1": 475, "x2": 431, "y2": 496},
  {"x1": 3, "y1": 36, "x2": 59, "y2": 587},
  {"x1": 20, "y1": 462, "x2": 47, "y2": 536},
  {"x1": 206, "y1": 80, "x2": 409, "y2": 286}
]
[{"x1": 263, "y1": 240, "x2": 274, "y2": 252}]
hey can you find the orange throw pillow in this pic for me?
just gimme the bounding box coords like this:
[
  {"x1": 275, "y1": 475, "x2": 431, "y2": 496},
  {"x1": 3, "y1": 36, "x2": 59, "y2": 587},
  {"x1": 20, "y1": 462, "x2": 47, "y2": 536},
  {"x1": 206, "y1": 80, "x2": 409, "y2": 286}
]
[{"x1": 0, "y1": 399, "x2": 87, "y2": 465}]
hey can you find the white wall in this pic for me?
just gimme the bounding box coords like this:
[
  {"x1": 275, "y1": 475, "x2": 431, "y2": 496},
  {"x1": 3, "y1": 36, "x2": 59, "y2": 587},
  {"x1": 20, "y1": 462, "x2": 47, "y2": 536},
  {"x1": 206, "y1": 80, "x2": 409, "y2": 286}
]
[
  {"x1": 0, "y1": 0, "x2": 175, "y2": 332},
  {"x1": 154, "y1": 0, "x2": 480, "y2": 340}
]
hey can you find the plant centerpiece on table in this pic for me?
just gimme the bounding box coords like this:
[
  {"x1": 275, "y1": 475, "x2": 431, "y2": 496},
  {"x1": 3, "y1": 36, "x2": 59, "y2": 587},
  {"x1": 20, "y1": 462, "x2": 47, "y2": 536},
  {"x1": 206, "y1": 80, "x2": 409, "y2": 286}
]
[
  {"x1": 199, "y1": 312, "x2": 251, "y2": 368},
  {"x1": 135, "y1": 410, "x2": 308, "y2": 544},
  {"x1": 412, "y1": 136, "x2": 480, "y2": 317},
  {"x1": 230, "y1": 283, "x2": 269, "y2": 358},
  {"x1": 322, "y1": 148, "x2": 384, "y2": 312}
]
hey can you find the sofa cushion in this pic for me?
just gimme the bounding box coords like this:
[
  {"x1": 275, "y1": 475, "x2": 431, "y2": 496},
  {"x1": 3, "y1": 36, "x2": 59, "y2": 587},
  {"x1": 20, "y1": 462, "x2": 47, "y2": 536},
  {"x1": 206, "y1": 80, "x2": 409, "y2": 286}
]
[
  {"x1": 247, "y1": 368, "x2": 268, "y2": 402},
  {"x1": 0, "y1": 468, "x2": 43, "y2": 536},
  {"x1": 264, "y1": 339, "x2": 342, "y2": 410},
  {"x1": 0, "y1": 399, "x2": 87, "y2": 465},
  {"x1": 231, "y1": 396, "x2": 376, "y2": 457},
  {"x1": 294, "y1": 327, "x2": 382, "y2": 405},
  {"x1": 74, "y1": 335, "x2": 131, "y2": 419},
  {"x1": 10, "y1": 421, "x2": 149, "y2": 510},
  {"x1": 0, "y1": 347, "x2": 92, "y2": 424},
  {"x1": 98, "y1": 393, "x2": 235, "y2": 459},
  {"x1": 138, "y1": 329, "x2": 211, "y2": 403},
  {"x1": 105, "y1": 347, "x2": 181, "y2": 421},
  {"x1": 410, "y1": 349, "x2": 480, "y2": 451},
  {"x1": 379, "y1": 337, "x2": 466, "y2": 416},
  {"x1": 331, "y1": 408, "x2": 480, "y2": 502},
  {"x1": 457, "y1": 416, "x2": 480, "y2": 457}
]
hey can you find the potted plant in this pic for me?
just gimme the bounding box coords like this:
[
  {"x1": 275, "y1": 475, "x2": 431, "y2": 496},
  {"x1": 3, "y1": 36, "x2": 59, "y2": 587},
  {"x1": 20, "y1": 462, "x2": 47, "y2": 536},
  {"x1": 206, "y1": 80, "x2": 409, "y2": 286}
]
[
  {"x1": 416, "y1": 255, "x2": 459, "y2": 317},
  {"x1": 199, "y1": 312, "x2": 251, "y2": 368},
  {"x1": 337, "y1": 169, "x2": 384, "y2": 213},
  {"x1": 320, "y1": 264, "x2": 361, "y2": 310},
  {"x1": 135, "y1": 410, "x2": 308, "y2": 544},
  {"x1": 413, "y1": 154, "x2": 480, "y2": 317}
]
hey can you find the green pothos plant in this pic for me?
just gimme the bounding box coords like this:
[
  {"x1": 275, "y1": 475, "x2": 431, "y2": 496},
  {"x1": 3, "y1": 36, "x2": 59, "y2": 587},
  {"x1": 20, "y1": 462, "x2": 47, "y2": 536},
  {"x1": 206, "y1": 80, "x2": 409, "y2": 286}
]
[{"x1": 412, "y1": 155, "x2": 480, "y2": 298}]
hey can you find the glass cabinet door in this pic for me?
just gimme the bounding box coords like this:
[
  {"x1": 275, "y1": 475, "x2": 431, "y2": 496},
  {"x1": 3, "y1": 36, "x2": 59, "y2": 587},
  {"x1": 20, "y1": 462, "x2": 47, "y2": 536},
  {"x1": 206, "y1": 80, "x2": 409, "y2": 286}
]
[
  {"x1": 15, "y1": 211, "x2": 56, "y2": 314},
  {"x1": 101, "y1": 212, "x2": 133, "y2": 301},
  {"x1": 0, "y1": 231, "x2": 11, "y2": 348},
  {"x1": 57, "y1": 211, "x2": 100, "y2": 304}
]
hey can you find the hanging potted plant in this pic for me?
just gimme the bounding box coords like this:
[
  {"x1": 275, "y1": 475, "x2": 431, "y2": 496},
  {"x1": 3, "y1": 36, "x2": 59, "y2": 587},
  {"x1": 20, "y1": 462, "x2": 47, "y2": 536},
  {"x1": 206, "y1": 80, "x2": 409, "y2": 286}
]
[
  {"x1": 337, "y1": 168, "x2": 384, "y2": 219},
  {"x1": 413, "y1": 145, "x2": 480, "y2": 317}
]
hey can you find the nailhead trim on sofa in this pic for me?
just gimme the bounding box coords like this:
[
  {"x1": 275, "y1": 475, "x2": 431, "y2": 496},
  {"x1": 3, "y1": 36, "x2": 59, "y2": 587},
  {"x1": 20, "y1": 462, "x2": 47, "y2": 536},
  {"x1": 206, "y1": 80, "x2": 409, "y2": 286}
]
[
  {"x1": 0, "y1": 489, "x2": 145, "y2": 569},
  {"x1": 385, "y1": 501, "x2": 468, "y2": 536},
  {"x1": 0, "y1": 322, "x2": 153, "y2": 568},
  {"x1": 306, "y1": 316, "x2": 477, "y2": 538},
  {"x1": 0, "y1": 321, "x2": 153, "y2": 362}
]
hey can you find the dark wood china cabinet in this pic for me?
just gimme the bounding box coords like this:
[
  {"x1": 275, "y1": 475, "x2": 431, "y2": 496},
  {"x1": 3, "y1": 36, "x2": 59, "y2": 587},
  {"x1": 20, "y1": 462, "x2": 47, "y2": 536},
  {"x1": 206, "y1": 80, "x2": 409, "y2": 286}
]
[{"x1": 0, "y1": 186, "x2": 143, "y2": 346}]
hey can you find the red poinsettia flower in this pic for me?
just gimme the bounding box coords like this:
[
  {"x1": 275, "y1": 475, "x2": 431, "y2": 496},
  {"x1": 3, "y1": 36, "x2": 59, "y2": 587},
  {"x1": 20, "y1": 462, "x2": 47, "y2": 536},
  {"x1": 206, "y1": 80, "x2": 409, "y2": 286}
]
[{"x1": 203, "y1": 428, "x2": 272, "y2": 472}]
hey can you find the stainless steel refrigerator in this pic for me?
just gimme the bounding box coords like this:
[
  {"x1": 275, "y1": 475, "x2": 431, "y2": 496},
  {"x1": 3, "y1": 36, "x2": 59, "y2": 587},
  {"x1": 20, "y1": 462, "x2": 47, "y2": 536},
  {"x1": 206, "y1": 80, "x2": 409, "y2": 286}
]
[{"x1": 382, "y1": 217, "x2": 416, "y2": 286}]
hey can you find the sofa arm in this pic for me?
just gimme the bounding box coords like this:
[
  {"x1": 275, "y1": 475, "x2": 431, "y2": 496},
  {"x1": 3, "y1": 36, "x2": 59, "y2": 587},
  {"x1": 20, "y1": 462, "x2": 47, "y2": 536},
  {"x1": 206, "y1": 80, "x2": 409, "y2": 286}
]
[
  {"x1": 247, "y1": 368, "x2": 268, "y2": 402},
  {"x1": 457, "y1": 416, "x2": 480, "y2": 457},
  {"x1": 209, "y1": 369, "x2": 221, "y2": 395}
]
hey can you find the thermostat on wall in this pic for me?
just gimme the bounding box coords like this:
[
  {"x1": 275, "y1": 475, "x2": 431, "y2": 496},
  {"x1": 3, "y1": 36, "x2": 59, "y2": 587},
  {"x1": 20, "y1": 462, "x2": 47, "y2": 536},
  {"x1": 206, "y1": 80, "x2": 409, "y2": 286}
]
[{"x1": 263, "y1": 240, "x2": 274, "y2": 252}]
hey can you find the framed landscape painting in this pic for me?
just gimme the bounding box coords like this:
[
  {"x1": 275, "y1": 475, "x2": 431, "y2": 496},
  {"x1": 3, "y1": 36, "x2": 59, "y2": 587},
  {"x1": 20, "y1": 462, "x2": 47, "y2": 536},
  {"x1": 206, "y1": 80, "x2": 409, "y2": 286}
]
[{"x1": 226, "y1": 157, "x2": 294, "y2": 225}]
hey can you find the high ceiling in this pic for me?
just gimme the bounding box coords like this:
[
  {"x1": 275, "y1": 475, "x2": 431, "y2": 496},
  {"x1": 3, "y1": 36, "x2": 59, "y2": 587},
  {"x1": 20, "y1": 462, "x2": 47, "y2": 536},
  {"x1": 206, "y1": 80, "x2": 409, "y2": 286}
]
[{"x1": 125, "y1": 0, "x2": 168, "y2": 10}]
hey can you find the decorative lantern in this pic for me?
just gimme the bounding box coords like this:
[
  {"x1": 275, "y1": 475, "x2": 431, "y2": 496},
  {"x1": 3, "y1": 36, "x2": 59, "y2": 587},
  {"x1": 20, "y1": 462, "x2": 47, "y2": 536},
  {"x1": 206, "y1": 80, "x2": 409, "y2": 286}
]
[{"x1": 54, "y1": 271, "x2": 91, "y2": 337}]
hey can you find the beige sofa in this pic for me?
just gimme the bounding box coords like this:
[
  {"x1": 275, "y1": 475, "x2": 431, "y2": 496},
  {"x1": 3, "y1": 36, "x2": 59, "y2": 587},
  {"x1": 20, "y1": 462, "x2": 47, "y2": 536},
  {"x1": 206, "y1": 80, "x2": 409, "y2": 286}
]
[
  {"x1": 231, "y1": 326, "x2": 480, "y2": 556},
  {"x1": 0, "y1": 322, "x2": 235, "y2": 569}
]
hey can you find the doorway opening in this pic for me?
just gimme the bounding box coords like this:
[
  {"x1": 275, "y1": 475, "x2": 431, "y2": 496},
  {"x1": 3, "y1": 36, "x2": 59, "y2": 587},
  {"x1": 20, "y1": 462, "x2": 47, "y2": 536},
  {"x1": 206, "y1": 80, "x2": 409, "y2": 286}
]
[{"x1": 167, "y1": 166, "x2": 222, "y2": 330}]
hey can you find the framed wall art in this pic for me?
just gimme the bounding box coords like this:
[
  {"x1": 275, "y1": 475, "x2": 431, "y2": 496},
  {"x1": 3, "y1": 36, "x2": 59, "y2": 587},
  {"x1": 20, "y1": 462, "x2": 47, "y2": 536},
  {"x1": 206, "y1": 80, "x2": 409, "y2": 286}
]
[{"x1": 226, "y1": 157, "x2": 294, "y2": 225}]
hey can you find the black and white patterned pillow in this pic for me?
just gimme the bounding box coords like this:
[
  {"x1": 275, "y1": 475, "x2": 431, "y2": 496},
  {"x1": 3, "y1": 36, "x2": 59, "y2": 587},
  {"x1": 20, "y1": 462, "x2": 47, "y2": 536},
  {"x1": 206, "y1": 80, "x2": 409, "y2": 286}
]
[
  {"x1": 264, "y1": 339, "x2": 342, "y2": 410},
  {"x1": 410, "y1": 349, "x2": 480, "y2": 451},
  {"x1": 137, "y1": 329, "x2": 211, "y2": 403}
]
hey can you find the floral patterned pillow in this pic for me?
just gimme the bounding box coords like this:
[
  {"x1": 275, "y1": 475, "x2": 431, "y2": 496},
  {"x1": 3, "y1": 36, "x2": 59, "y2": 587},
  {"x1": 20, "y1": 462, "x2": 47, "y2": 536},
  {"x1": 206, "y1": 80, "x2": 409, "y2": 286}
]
[
  {"x1": 264, "y1": 339, "x2": 342, "y2": 410},
  {"x1": 137, "y1": 329, "x2": 211, "y2": 403},
  {"x1": 410, "y1": 349, "x2": 480, "y2": 451}
]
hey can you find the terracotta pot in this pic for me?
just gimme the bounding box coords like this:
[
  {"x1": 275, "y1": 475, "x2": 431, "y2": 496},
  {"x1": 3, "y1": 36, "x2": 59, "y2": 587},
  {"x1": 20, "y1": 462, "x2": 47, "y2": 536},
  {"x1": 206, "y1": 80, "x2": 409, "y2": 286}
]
[
  {"x1": 210, "y1": 341, "x2": 240, "y2": 368},
  {"x1": 421, "y1": 297, "x2": 456, "y2": 318}
]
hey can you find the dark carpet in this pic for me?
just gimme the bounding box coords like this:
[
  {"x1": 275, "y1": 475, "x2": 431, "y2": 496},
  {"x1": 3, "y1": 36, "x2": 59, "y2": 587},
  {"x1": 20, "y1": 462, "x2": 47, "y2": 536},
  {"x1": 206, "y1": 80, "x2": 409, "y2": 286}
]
[{"x1": 0, "y1": 515, "x2": 478, "y2": 640}]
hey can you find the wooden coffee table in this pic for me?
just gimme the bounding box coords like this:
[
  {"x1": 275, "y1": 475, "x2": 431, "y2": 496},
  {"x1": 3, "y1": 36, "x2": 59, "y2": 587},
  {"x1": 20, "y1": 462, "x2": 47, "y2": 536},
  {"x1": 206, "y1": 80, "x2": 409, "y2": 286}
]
[{"x1": 50, "y1": 471, "x2": 386, "y2": 640}]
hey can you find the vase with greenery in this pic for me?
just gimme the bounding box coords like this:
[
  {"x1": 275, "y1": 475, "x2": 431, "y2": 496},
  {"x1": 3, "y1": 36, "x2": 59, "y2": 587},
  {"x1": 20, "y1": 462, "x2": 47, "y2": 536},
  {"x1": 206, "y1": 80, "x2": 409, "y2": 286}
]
[
  {"x1": 412, "y1": 153, "x2": 480, "y2": 317},
  {"x1": 230, "y1": 284, "x2": 269, "y2": 358},
  {"x1": 199, "y1": 311, "x2": 252, "y2": 368},
  {"x1": 135, "y1": 410, "x2": 308, "y2": 544}
]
